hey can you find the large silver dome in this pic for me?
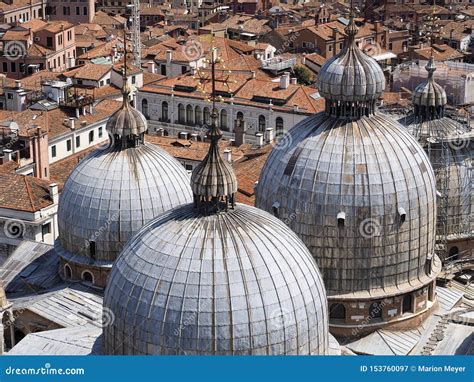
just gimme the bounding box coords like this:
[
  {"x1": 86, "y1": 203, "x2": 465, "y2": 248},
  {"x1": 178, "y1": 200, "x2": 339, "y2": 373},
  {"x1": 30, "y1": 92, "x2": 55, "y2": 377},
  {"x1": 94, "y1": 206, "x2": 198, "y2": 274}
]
[
  {"x1": 57, "y1": 144, "x2": 193, "y2": 265},
  {"x1": 104, "y1": 110, "x2": 329, "y2": 355},
  {"x1": 103, "y1": 204, "x2": 329, "y2": 355},
  {"x1": 256, "y1": 16, "x2": 439, "y2": 299}
]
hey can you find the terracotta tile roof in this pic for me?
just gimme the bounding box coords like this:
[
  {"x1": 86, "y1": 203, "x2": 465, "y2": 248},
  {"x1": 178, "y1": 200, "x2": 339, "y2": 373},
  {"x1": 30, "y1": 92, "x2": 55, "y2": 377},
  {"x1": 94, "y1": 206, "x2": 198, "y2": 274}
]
[
  {"x1": 304, "y1": 52, "x2": 325, "y2": 66},
  {"x1": 77, "y1": 39, "x2": 120, "y2": 60},
  {"x1": 27, "y1": 43, "x2": 53, "y2": 57},
  {"x1": 0, "y1": 160, "x2": 19, "y2": 175},
  {"x1": 145, "y1": 135, "x2": 245, "y2": 162},
  {"x1": 62, "y1": 64, "x2": 112, "y2": 81},
  {"x1": 0, "y1": 100, "x2": 122, "y2": 140},
  {"x1": 41, "y1": 20, "x2": 74, "y2": 33},
  {"x1": 414, "y1": 44, "x2": 464, "y2": 61},
  {"x1": 0, "y1": 173, "x2": 53, "y2": 212},
  {"x1": 2, "y1": 30, "x2": 29, "y2": 41},
  {"x1": 234, "y1": 145, "x2": 272, "y2": 205},
  {"x1": 21, "y1": 19, "x2": 47, "y2": 32},
  {"x1": 49, "y1": 145, "x2": 97, "y2": 190},
  {"x1": 92, "y1": 11, "x2": 126, "y2": 26}
]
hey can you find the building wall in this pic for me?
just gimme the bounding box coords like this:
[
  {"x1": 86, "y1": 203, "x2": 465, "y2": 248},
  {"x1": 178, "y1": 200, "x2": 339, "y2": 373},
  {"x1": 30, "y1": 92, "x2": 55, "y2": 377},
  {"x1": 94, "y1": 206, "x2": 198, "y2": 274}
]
[
  {"x1": 0, "y1": 1, "x2": 46, "y2": 23},
  {"x1": 48, "y1": 121, "x2": 108, "y2": 164},
  {"x1": 138, "y1": 91, "x2": 310, "y2": 144},
  {"x1": 48, "y1": 0, "x2": 95, "y2": 24}
]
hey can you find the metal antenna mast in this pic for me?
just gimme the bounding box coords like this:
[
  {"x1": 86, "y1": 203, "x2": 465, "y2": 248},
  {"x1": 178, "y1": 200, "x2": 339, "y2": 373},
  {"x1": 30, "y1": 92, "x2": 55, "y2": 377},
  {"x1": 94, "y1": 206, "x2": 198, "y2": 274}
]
[{"x1": 126, "y1": 1, "x2": 141, "y2": 68}]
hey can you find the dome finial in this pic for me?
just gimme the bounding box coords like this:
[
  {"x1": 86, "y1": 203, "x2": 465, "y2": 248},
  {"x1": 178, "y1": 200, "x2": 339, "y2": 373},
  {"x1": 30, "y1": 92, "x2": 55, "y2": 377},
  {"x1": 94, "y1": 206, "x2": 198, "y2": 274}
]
[
  {"x1": 190, "y1": 47, "x2": 237, "y2": 214},
  {"x1": 121, "y1": 25, "x2": 131, "y2": 104},
  {"x1": 425, "y1": 52, "x2": 436, "y2": 80},
  {"x1": 345, "y1": 0, "x2": 358, "y2": 42}
]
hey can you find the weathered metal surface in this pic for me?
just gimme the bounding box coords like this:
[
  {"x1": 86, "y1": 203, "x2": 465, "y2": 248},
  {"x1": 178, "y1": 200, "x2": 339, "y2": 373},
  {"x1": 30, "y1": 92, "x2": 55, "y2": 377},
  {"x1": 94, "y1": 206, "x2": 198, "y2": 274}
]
[
  {"x1": 57, "y1": 143, "x2": 193, "y2": 264},
  {"x1": 103, "y1": 203, "x2": 329, "y2": 355}
]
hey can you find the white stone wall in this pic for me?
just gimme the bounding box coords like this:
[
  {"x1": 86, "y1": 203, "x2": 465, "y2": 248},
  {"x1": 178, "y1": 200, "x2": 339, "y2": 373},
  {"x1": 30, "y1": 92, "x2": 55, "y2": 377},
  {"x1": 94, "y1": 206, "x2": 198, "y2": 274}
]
[{"x1": 138, "y1": 91, "x2": 309, "y2": 143}]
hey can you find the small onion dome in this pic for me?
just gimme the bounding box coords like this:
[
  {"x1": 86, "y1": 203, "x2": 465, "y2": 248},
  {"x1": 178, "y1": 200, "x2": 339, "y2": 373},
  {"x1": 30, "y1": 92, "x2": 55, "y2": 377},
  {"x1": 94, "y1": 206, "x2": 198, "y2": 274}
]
[
  {"x1": 103, "y1": 204, "x2": 329, "y2": 355},
  {"x1": 412, "y1": 56, "x2": 447, "y2": 120},
  {"x1": 190, "y1": 113, "x2": 237, "y2": 213},
  {"x1": 106, "y1": 82, "x2": 147, "y2": 149},
  {"x1": 317, "y1": 17, "x2": 385, "y2": 117}
]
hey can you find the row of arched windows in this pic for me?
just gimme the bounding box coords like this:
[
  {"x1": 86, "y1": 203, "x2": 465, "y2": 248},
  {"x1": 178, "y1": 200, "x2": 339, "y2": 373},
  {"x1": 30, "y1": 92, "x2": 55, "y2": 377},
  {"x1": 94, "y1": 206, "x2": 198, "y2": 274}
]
[{"x1": 141, "y1": 99, "x2": 285, "y2": 136}]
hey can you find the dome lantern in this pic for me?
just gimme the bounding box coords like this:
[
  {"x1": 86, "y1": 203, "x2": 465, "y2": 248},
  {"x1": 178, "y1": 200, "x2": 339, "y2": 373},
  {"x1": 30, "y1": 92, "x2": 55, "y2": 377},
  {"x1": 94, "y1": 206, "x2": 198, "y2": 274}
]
[
  {"x1": 412, "y1": 55, "x2": 447, "y2": 122},
  {"x1": 105, "y1": 34, "x2": 147, "y2": 150},
  {"x1": 190, "y1": 48, "x2": 237, "y2": 214},
  {"x1": 316, "y1": 13, "x2": 386, "y2": 119}
]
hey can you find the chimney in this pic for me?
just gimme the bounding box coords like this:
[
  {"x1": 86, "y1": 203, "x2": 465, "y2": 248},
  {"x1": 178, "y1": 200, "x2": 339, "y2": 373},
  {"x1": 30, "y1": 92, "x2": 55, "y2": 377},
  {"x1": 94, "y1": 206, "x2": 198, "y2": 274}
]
[
  {"x1": 265, "y1": 127, "x2": 274, "y2": 143},
  {"x1": 280, "y1": 72, "x2": 290, "y2": 89},
  {"x1": 156, "y1": 128, "x2": 164, "y2": 136},
  {"x1": 69, "y1": 117, "x2": 75, "y2": 130},
  {"x1": 251, "y1": 70, "x2": 256, "y2": 78},
  {"x1": 234, "y1": 119, "x2": 246, "y2": 147},
  {"x1": 290, "y1": 77, "x2": 297, "y2": 85},
  {"x1": 14, "y1": 80, "x2": 21, "y2": 89},
  {"x1": 190, "y1": 133, "x2": 198, "y2": 141},
  {"x1": 166, "y1": 50, "x2": 172, "y2": 64},
  {"x1": 255, "y1": 132, "x2": 264, "y2": 147},
  {"x1": 223, "y1": 148, "x2": 232, "y2": 163},
  {"x1": 302, "y1": 53, "x2": 306, "y2": 65},
  {"x1": 48, "y1": 183, "x2": 59, "y2": 204},
  {"x1": 3, "y1": 149, "x2": 13, "y2": 162},
  {"x1": 178, "y1": 132, "x2": 188, "y2": 139},
  {"x1": 148, "y1": 61, "x2": 156, "y2": 73}
]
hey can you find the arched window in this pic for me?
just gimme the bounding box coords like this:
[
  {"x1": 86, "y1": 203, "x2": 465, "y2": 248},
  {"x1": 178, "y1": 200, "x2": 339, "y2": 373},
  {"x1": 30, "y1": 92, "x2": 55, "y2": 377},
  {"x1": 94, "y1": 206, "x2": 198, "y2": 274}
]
[
  {"x1": 64, "y1": 264, "x2": 72, "y2": 279},
  {"x1": 258, "y1": 115, "x2": 266, "y2": 132},
  {"x1": 236, "y1": 111, "x2": 244, "y2": 121},
  {"x1": 142, "y1": 99, "x2": 149, "y2": 119},
  {"x1": 329, "y1": 303, "x2": 346, "y2": 320},
  {"x1": 82, "y1": 270, "x2": 94, "y2": 284},
  {"x1": 161, "y1": 101, "x2": 168, "y2": 121},
  {"x1": 178, "y1": 103, "x2": 185, "y2": 123},
  {"x1": 195, "y1": 106, "x2": 202, "y2": 125},
  {"x1": 220, "y1": 109, "x2": 228, "y2": 130},
  {"x1": 402, "y1": 294, "x2": 413, "y2": 314},
  {"x1": 186, "y1": 104, "x2": 193, "y2": 125},
  {"x1": 369, "y1": 301, "x2": 383, "y2": 320},
  {"x1": 275, "y1": 117, "x2": 284, "y2": 137},
  {"x1": 203, "y1": 107, "x2": 210, "y2": 125}
]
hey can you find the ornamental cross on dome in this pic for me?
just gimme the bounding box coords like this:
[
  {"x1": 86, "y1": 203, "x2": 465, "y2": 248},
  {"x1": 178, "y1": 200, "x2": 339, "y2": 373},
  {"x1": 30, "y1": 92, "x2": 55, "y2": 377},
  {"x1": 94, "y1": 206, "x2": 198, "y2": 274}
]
[{"x1": 192, "y1": 45, "x2": 236, "y2": 121}]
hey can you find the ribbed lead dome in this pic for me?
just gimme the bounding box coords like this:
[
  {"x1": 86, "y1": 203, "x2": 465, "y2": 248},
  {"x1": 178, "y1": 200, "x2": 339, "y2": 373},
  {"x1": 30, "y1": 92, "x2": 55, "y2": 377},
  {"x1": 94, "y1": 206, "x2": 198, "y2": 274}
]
[
  {"x1": 57, "y1": 144, "x2": 193, "y2": 264},
  {"x1": 103, "y1": 204, "x2": 329, "y2": 355},
  {"x1": 103, "y1": 113, "x2": 329, "y2": 355},
  {"x1": 317, "y1": 17, "x2": 385, "y2": 117},
  {"x1": 412, "y1": 57, "x2": 447, "y2": 119}
]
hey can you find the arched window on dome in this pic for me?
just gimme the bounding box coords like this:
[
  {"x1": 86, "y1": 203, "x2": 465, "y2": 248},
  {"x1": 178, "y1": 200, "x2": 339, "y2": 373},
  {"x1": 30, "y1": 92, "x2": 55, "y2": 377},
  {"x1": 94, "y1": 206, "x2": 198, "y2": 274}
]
[
  {"x1": 203, "y1": 107, "x2": 210, "y2": 125},
  {"x1": 142, "y1": 99, "x2": 149, "y2": 119},
  {"x1": 161, "y1": 101, "x2": 168, "y2": 122},
  {"x1": 195, "y1": 106, "x2": 202, "y2": 125},
  {"x1": 178, "y1": 104, "x2": 185, "y2": 124},
  {"x1": 186, "y1": 105, "x2": 193, "y2": 125},
  {"x1": 369, "y1": 301, "x2": 383, "y2": 321},
  {"x1": 82, "y1": 270, "x2": 94, "y2": 284},
  {"x1": 64, "y1": 264, "x2": 72, "y2": 280},
  {"x1": 329, "y1": 303, "x2": 345, "y2": 321},
  {"x1": 220, "y1": 110, "x2": 228, "y2": 131},
  {"x1": 275, "y1": 117, "x2": 284, "y2": 137},
  {"x1": 258, "y1": 115, "x2": 266, "y2": 132},
  {"x1": 402, "y1": 294, "x2": 413, "y2": 314}
]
